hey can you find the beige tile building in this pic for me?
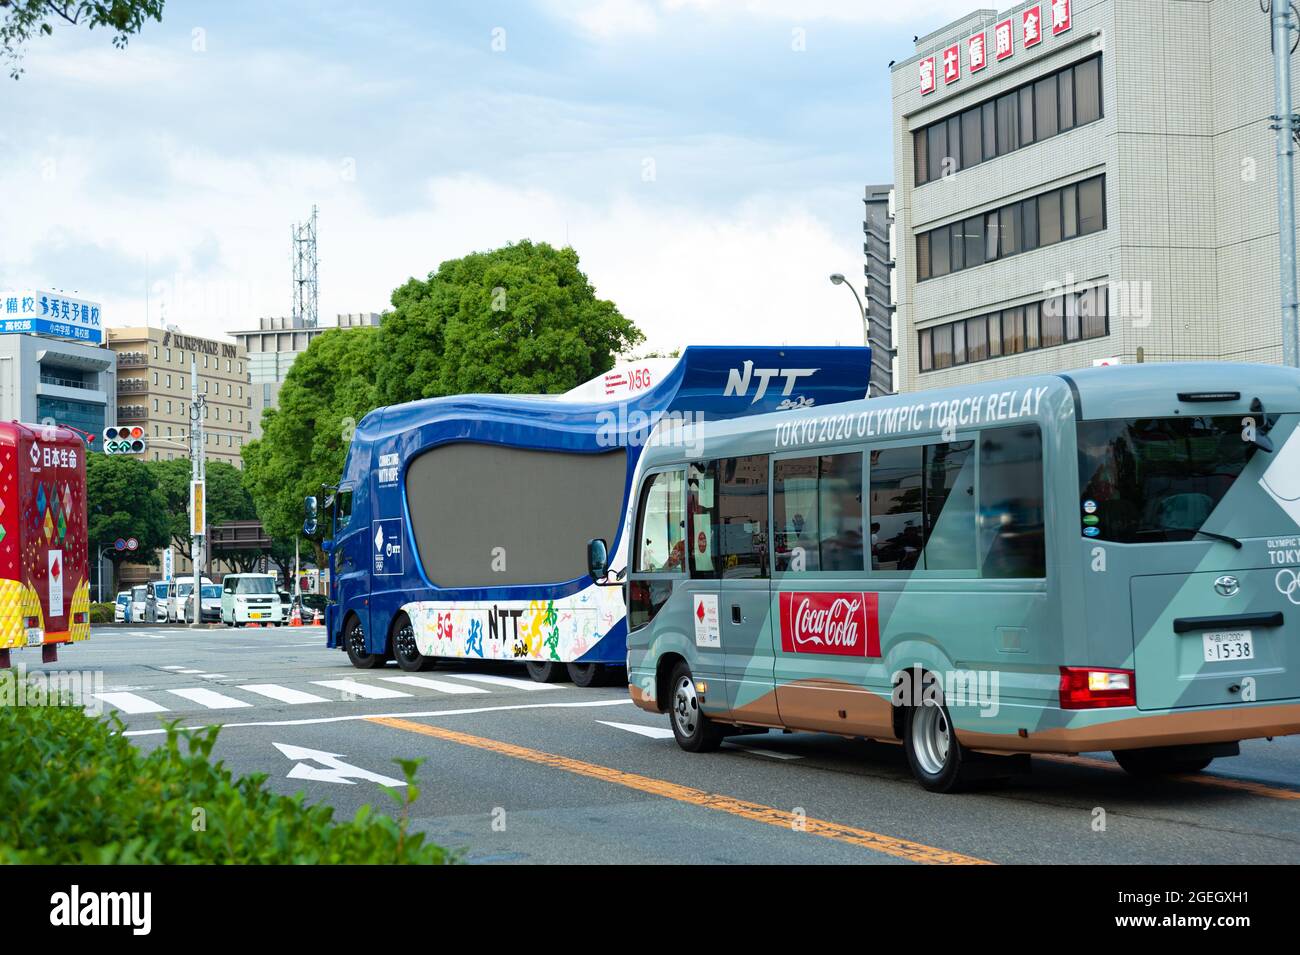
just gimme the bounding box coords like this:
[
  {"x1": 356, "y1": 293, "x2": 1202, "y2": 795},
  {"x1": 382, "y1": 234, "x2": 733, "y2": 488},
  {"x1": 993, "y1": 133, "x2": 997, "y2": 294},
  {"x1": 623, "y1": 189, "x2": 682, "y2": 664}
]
[
  {"x1": 107, "y1": 327, "x2": 252, "y2": 468},
  {"x1": 891, "y1": 0, "x2": 1295, "y2": 393}
]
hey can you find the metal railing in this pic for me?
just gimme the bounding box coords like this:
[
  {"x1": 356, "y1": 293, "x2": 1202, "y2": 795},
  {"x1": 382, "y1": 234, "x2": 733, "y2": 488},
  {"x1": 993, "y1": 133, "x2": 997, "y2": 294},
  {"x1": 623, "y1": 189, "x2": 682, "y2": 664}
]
[
  {"x1": 116, "y1": 352, "x2": 148, "y2": 367},
  {"x1": 117, "y1": 377, "x2": 148, "y2": 393}
]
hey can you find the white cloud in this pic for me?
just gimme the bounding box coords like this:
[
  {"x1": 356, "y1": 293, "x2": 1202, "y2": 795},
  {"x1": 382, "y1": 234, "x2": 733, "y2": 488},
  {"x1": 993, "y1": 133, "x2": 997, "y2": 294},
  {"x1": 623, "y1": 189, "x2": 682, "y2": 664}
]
[
  {"x1": 1, "y1": 138, "x2": 866, "y2": 354},
  {"x1": 545, "y1": 0, "x2": 980, "y2": 38}
]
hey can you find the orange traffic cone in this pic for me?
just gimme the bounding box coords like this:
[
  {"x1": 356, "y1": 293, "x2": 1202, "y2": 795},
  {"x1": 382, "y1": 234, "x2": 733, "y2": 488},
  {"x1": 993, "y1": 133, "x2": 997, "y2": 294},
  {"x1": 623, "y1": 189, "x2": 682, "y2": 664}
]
[
  {"x1": 312, "y1": 607, "x2": 323, "y2": 625},
  {"x1": 290, "y1": 605, "x2": 303, "y2": 627}
]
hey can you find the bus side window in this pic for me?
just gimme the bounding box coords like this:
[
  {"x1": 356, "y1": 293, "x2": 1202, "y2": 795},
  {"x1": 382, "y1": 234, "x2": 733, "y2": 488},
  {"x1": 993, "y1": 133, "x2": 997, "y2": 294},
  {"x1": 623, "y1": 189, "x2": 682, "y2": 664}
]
[
  {"x1": 979, "y1": 425, "x2": 1046, "y2": 578},
  {"x1": 717, "y1": 455, "x2": 769, "y2": 579},
  {"x1": 688, "y1": 462, "x2": 717, "y2": 578},
  {"x1": 774, "y1": 452, "x2": 864, "y2": 572},
  {"x1": 870, "y1": 441, "x2": 976, "y2": 571}
]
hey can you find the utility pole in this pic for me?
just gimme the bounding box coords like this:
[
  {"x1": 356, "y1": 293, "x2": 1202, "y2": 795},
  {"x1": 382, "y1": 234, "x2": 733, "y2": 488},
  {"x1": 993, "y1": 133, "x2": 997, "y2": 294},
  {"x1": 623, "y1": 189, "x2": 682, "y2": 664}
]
[
  {"x1": 188, "y1": 357, "x2": 207, "y2": 628},
  {"x1": 1272, "y1": 1, "x2": 1300, "y2": 366}
]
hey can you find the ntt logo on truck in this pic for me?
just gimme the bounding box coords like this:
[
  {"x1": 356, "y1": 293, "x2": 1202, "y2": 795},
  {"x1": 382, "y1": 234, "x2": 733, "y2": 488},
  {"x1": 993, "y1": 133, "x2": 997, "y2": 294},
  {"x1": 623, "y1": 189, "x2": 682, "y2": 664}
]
[{"x1": 724, "y1": 361, "x2": 819, "y2": 404}]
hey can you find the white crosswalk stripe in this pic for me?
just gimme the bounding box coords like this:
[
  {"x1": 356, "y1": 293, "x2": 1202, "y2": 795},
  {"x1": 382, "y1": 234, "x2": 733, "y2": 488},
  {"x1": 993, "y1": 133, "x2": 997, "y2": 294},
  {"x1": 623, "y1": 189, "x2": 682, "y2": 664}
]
[
  {"x1": 311, "y1": 679, "x2": 412, "y2": 700},
  {"x1": 443, "y1": 672, "x2": 558, "y2": 691},
  {"x1": 167, "y1": 688, "x2": 253, "y2": 709},
  {"x1": 94, "y1": 691, "x2": 170, "y2": 714},
  {"x1": 238, "y1": 684, "x2": 330, "y2": 705},
  {"x1": 381, "y1": 675, "x2": 490, "y2": 695}
]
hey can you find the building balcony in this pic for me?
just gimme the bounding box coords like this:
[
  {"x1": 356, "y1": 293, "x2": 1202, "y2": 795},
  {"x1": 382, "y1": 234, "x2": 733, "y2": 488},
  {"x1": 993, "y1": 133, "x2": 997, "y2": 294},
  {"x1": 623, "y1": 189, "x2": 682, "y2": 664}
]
[
  {"x1": 116, "y1": 351, "x2": 148, "y2": 367},
  {"x1": 118, "y1": 405, "x2": 148, "y2": 420},
  {"x1": 117, "y1": 377, "x2": 148, "y2": 393}
]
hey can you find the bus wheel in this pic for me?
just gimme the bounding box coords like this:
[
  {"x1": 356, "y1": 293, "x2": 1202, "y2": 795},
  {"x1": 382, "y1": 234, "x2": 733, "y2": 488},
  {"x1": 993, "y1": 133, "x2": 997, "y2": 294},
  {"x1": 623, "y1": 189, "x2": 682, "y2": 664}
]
[
  {"x1": 393, "y1": 616, "x2": 433, "y2": 672},
  {"x1": 903, "y1": 695, "x2": 974, "y2": 793},
  {"x1": 526, "y1": 661, "x2": 566, "y2": 683},
  {"x1": 668, "y1": 661, "x2": 724, "y2": 752},
  {"x1": 1113, "y1": 748, "x2": 1214, "y2": 776},
  {"x1": 566, "y1": 662, "x2": 604, "y2": 688},
  {"x1": 345, "y1": 616, "x2": 384, "y2": 669}
]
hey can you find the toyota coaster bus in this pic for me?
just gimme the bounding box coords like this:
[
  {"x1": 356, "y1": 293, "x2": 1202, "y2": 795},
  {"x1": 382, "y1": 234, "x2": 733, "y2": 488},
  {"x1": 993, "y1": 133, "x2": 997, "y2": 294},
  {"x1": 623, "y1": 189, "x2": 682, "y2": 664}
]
[{"x1": 587, "y1": 363, "x2": 1300, "y2": 791}]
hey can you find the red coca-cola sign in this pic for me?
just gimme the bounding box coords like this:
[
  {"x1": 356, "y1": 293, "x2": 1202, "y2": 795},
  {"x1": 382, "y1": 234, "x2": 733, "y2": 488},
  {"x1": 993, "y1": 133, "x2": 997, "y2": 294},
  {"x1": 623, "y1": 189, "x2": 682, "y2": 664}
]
[{"x1": 779, "y1": 591, "x2": 880, "y2": 657}]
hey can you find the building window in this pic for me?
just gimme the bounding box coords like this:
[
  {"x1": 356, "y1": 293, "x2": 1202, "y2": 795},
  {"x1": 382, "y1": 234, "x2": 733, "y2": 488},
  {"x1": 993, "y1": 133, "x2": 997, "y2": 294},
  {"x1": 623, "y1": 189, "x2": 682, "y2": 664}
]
[
  {"x1": 913, "y1": 54, "x2": 1103, "y2": 187},
  {"x1": 917, "y1": 175, "x2": 1105, "y2": 282},
  {"x1": 917, "y1": 286, "x2": 1109, "y2": 373},
  {"x1": 152, "y1": 372, "x2": 158, "y2": 386},
  {"x1": 152, "y1": 346, "x2": 158, "y2": 359}
]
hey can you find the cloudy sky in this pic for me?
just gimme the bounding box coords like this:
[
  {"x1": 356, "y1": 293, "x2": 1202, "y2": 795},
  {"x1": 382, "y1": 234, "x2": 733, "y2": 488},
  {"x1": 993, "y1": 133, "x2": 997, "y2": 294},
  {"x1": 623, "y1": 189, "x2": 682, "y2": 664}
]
[{"x1": 0, "y1": 0, "x2": 978, "y2": 353}]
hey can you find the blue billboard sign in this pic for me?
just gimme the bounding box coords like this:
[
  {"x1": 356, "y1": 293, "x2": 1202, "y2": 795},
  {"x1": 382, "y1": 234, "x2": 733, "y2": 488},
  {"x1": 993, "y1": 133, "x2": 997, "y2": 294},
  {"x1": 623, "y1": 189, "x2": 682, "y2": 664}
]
[{"x1": 1, "y1": 291, "x2": 103, "y2": 344}]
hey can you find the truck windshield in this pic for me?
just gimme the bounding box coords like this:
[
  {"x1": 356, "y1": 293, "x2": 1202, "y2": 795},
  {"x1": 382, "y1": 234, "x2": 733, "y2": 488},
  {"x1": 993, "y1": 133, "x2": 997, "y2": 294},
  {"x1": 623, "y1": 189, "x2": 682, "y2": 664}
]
[
  {"x1": 236, "y1": 577, "x2": 276, "y2": 594},
  {"x1": 1077, "y1": 416, "x2": 1259, "y2": 543}
]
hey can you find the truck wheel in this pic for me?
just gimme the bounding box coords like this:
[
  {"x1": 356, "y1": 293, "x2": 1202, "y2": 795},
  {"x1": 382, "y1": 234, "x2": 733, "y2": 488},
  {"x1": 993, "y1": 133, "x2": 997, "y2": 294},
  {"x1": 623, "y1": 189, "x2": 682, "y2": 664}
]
[
  {"x1": 667, "y1": 661, "x2": 724, "y2": 752},
  {"x1": 393, "y1": 615, "x2": 434, "y2": 672},
  {"x1": 526, "y1": 661, "x2": 566, "y2": 683},
  {"x1": 903, "y1": 691, "x2": 976, "y2": 793},
  {"x1": 345, "y1": 616, "x2": 384, "y2": 669},
  {"x1": 566, "y1": 662, "x2": 605, "y2": 687},
  {"x1": 1113, "y1": 748, "x2": 1214, "y2": 776}
]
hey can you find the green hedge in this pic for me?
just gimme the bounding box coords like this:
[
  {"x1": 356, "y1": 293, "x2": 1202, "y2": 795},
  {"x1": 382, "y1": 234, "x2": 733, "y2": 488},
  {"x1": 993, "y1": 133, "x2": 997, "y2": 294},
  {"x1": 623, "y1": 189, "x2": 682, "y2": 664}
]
[
  {"x1": 89, "y1": 602, "x2": 117, "y2": 624},
  {"x1": 0, "y1": 701, "x2": 455, "y2": 863}
]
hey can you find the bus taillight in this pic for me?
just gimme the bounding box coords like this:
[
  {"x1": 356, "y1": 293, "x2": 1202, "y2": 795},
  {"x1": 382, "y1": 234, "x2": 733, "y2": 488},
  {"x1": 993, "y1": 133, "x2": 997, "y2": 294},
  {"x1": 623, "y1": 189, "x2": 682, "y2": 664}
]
[{"x1": 1059, "y1": 667, "x2": 1136, "y2": 709}]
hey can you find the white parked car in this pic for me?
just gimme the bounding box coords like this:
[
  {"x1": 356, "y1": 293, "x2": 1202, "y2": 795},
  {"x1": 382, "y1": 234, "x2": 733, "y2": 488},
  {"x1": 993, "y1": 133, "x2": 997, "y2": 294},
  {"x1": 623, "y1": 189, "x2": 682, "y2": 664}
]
[
  {"x1": 129, "y1": 585, "x2": 149, "y2": 623},
  {"x1": 149, "y1": 580, "x2": 171, "y2": 623},
  {"x1": 220, "y1": 574, "x2": 284, "y2": 626},
  {"x1": 114, "y1": 591, "x2": 131, "y2": 623},
  {"x1": 167, "y1": 575, "x2": 214, "y2": 624}
]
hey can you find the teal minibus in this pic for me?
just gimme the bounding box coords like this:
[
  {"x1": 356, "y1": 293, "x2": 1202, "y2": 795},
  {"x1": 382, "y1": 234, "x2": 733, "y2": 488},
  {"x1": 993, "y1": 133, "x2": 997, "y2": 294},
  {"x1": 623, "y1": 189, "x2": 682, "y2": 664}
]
[{"x1": 586, "y1": 363, "x2": 1300, "y2": 792}]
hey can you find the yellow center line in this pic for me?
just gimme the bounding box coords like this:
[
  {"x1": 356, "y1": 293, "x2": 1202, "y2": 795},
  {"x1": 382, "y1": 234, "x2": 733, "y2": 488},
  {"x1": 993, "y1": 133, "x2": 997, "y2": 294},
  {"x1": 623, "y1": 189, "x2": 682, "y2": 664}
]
[
  {"x1": 1038, "y1": 754, "x2": 1300, "y2": 801},
  {"x1": 367, "y1": 715, "x2": 992, "y2": 865}
]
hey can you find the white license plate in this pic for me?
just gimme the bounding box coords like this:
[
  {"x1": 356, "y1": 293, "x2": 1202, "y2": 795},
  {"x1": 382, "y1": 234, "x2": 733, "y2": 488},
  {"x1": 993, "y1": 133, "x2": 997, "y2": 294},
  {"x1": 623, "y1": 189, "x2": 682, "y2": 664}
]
[
  {"x1": 1203, "y1": 629, "x2": 1254, "y2": 663},
  {"x1": 25, "y1": 628, "x2": 43, "y2": 647}
]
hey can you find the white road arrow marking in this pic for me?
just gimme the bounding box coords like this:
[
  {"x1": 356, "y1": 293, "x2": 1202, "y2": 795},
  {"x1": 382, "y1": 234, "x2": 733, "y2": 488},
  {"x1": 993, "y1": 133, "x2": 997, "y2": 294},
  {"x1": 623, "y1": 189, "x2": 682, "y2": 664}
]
[
  {"x1": 597, "y1": 720, "x2": 675, "y2": 739},
  {"x1": 272, "y1": 742, "x2": 407, "y2": 787}
]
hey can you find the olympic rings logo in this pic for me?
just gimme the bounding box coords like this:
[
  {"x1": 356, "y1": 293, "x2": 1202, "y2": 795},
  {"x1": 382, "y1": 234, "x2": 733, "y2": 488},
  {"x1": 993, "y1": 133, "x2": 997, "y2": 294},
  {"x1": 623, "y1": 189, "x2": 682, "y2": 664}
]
[{"x1": 1276, "y1": 569, "x2": 1300, "y2": 606}]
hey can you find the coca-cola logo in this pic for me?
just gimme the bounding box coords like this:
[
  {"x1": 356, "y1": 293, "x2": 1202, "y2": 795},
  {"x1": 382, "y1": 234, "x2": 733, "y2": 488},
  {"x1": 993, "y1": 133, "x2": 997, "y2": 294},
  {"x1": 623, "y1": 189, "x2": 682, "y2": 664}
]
[{"x1": 779, "y1": 591, "x2": 880, "y2": 658}]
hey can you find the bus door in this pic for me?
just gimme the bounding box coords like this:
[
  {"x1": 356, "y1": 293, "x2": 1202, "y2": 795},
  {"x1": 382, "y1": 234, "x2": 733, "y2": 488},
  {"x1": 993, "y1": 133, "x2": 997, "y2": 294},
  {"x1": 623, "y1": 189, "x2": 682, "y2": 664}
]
[
  {"x1": 714, "y1": 455, "x2": 779, "y2": 724},
  {"x1": 682, "y1": 462, "x2": 728, "y2": 714}
]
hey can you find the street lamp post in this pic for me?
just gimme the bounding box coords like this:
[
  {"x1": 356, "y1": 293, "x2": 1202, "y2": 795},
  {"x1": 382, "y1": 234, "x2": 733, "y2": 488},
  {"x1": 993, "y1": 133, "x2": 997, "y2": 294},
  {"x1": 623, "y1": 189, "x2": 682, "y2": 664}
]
[{"x1": 829, "y1": 273, "x2": 868, "y2": 347}]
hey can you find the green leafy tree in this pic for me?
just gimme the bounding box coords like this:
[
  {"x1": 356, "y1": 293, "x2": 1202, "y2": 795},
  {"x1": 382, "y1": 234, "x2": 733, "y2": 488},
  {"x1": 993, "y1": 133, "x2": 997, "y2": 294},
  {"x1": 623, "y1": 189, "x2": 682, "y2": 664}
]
[
  {"x1": 85, "y1": 452, "x2": 169, "y2": 593},
  {"x1": 376, "y1": 240, "x2": 644, "y2": 405},
  {"x1": 243, "y1": 327, "x2": 382, "y2": 568},
  {"x1": 1, "y1": 0, "x2": 165, "y2": 78}
]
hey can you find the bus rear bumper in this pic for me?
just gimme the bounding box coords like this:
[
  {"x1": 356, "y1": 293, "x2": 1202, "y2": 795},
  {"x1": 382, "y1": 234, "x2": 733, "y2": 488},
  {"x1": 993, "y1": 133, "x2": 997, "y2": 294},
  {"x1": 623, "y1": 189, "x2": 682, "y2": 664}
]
[{"x1": 955, "y1": 700, "x2": 1300, "y2": 754}]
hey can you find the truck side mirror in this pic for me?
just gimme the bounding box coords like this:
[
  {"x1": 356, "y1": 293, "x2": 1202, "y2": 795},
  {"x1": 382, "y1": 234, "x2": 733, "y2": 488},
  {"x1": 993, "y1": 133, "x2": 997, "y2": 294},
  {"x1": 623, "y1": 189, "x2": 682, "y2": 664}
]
[
  {"x1": 303, "y1": 495, "x2": 318, "y2": 536},
  {"x1": 587, "y1": 538, "x2": 609, "y2": 582}
]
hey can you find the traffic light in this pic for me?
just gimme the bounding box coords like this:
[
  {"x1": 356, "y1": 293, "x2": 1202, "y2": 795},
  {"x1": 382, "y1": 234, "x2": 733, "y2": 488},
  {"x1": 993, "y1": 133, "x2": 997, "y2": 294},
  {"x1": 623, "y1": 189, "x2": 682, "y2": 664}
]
[{"x1": 102, "y1": 426, "x2": 147, "y2": 455}]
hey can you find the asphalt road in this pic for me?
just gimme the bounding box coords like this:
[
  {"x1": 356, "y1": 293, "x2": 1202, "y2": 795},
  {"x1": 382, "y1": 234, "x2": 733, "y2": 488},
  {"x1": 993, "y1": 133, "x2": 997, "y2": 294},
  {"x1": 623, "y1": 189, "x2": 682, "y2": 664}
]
[{"x1": 32, "y1": 625, "x2": 1300, "y2": 864}]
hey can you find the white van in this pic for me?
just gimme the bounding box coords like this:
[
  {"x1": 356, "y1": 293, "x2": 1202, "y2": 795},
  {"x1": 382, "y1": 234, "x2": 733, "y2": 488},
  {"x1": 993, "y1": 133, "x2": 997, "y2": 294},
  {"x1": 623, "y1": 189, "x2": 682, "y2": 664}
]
[
  {"x1": 220, "y1": 574, "x2": 284, "y2": 626},
  {"x1": 149, "y1": 580, "x2": 171, "y2": 623},
  {"x1": 168, "y1": 575, "x2": 213, "y2": 624}
]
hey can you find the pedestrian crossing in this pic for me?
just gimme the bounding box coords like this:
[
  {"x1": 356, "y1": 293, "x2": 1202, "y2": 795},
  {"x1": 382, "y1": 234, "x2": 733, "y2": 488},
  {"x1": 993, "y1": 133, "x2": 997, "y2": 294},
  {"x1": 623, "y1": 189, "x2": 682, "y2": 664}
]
[{"x1": 93, "y1": 670, "x2": 560, "y2": 715}]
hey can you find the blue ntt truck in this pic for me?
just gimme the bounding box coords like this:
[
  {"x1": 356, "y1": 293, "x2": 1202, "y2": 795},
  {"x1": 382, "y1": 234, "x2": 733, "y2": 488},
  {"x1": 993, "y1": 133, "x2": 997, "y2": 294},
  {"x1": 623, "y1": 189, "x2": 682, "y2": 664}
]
[{"x1": 307, "y1": 346, "x2": 871, "y2": 686}]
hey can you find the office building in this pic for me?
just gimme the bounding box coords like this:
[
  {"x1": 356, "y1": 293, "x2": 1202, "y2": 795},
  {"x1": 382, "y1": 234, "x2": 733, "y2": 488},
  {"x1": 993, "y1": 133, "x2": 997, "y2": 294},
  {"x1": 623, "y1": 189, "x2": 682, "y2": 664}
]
[{"x1": 892, "y1": 0, "x2": 1288, "y2": 392}]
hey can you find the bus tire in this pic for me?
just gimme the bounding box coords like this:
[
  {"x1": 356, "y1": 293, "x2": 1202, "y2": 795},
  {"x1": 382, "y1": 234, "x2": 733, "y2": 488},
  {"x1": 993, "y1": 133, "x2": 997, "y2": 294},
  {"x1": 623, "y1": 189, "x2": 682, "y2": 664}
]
[
  {"x1": 566, "y1": 662, "x2": 604, "y2": 688},
  {"x1": 1113, "y1": 748, "x2": 1214, "y2": 776},
  {"x1": 526, "y1": 661, "x2": 566, "y2": 683},
  {"x1": 667, "y1": 661, "x2": 724, "y2": 753},
  {"x1": 903, "y1": 695, "x2": 974, "y2": 793},
  {"x1": 344, "y1": 615, "x2": 384, "y2": 669},
  {"x1": 393, "y1": 615, "x2": 434, "y2": 672}
]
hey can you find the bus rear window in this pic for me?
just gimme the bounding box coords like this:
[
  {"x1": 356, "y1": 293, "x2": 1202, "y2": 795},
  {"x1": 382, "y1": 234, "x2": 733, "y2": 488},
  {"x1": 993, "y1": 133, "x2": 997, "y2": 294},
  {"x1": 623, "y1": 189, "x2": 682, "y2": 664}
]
[{"x1": 1077, "y1": 416, "x2": 1259, "y2": 543}]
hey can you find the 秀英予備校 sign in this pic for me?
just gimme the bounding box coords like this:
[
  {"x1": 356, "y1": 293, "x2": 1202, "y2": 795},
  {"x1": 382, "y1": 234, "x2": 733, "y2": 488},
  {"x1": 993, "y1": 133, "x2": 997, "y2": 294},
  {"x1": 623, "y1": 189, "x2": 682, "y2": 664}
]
[{"x1": 0, "y1": 290, "x2": 102, "y2": 344}]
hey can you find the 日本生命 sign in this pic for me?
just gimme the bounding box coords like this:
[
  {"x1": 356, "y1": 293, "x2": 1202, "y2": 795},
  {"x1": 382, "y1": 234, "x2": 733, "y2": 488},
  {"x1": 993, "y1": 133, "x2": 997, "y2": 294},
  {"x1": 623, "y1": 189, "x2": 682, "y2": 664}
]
[{"x1": 0, "y1": 290, "x2": 102, "y2": 344}]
